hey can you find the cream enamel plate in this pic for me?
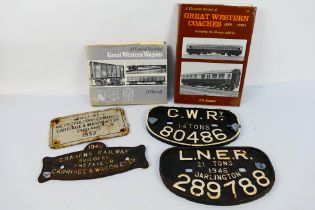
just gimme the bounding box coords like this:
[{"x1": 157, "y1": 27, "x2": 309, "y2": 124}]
[{"x1": 49, "y1": 108, "x2": 129, "y2": 149}]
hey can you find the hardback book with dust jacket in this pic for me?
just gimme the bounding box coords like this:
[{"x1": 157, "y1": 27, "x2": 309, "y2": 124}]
[{"x1": 174, "y1": 4, "x2": 257, "y2": 106}]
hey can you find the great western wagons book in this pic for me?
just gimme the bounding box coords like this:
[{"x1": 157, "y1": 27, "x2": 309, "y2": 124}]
[
  {"x1": 174, "y1": 4, "x2": 257, "y2": 106},
  {"x1": 86, "y1": 42, "x2": 167, "y2": 106}
]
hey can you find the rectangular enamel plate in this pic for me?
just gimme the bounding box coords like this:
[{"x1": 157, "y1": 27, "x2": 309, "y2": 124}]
[{"x1": 49, "y1": 108, "x2": 129, "y2": 149}]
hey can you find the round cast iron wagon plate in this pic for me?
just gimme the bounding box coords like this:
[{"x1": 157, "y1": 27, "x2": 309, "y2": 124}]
[
  {"x1": 146, "y1": 106, "x2": 240, "y2": 147},
  {"x1": 160, "y1": 147, "x2": 275, "y2": 205}
]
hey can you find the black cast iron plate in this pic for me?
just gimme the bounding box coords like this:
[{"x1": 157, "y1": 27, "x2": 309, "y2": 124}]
[
  {"x1": 147, "y1": 106, "x2": 240, "y2": 147},
  {"x1": 160, "y1": 147, "x2": 275, "y2": 205},
  {"x1": 38, "y1": 142, "x2": 149, "y2": 183}
]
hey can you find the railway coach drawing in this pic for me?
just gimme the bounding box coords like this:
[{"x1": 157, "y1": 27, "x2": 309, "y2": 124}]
[
  {"x1": 181, "y1": 69, "x2": 241, "y2": 91},
  {"x1": 127, "y1": 76, "x2": 166, "y2": 85},
  {"x1": 89, "y1": 61, "x2": 125, "y2": 86},
  {"x1": 186, "y1": 44, "x2": 243, "y2": 56}
]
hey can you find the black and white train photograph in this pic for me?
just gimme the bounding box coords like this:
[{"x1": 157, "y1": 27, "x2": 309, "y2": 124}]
[
  {"x1": 125, "y1": 60, "x2": 167, "y2": 85},
  {"x1": 89, "y1": 61, "x2": 125, "y2": 86},
  {"x1": 127, "y1": 75, "x2": 166, "y2": 85},
  {"x1": 125, "y1": 60, "x2": 167, "y2": 74},
  {"x1": 180, "y1": 62, "x2": 243, "y2": 97},
  {"x1": 182, "y1": 37, "x2": 247, "y2": 61}
]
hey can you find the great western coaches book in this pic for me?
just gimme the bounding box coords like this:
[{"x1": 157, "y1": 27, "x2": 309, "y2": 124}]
[
  {"x1": 86, "y1": 42, "x2": 167, "y2": 106},
  {"x1": 174, "y1": 4, "x2": 257, "y2": 106}
]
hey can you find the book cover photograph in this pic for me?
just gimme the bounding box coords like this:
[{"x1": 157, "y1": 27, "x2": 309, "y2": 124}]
[
  {"x1": 86, "y1": 42, "x2": 167, "y2": 106},
  {"x1": 174, "y1": 4, "x2": 257, "y2": 106}
]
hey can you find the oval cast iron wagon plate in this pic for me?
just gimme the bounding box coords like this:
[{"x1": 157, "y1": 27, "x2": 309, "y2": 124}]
[
  {"x1": 38, "y1": 142, "x2": 149, "y2": 183},
  {"x1": 146, "y1": 106, "x2": 240, "y2": 147},
  {"x1": 49, "y1": 108, "x2": 129, "y2": 149},
  {"x1": 160, "y1": 147, "x2": 275, "y2": 205}
]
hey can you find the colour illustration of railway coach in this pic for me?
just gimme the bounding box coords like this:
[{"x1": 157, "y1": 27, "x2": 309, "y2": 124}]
[
  {"x1": 181, "y1": 69, "x2": 241, "y2": 91},
  {"x1": 186, "y1": 44, "x2": 243, "y2": 56},
  {"x1": 89, "y1": 61, "x2": 125, "y2": 86},
  {"x1": 127, "y1": 76, "x2": 166, "y2": 85}
]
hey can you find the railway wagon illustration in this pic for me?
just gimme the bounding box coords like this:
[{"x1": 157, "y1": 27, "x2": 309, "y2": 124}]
[
  {"x1": 127, "y1": 76, "x2": 165, "y2": 85},
  {"x1": 89, "y1": 61, "x2": 124, "y2": 86},
  {"x1": 127, "y1": 65, "x2": 166, "y2": 73},
  {"x1": 181, "y1": 69, "x2": 241, "y2": 91},
  {"x1": 186, "y1": 44, "x2": 243, "y2": 56}
]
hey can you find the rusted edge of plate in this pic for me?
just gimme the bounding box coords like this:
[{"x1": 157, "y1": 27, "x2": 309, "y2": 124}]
[{"x1": 49, "y1": 108, "x2": 129, "y2": 149}]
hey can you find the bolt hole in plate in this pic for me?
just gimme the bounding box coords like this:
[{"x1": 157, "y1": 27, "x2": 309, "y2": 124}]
[
  {"x1": 159, "y1": 147, "x2": 275, "y2": 205},
  {"x1": 146, "y1": 106, "x2": 241, "y2": 147},
  {"x1": 239, "y1": 168, "x2": 247, "y2": 173}
]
